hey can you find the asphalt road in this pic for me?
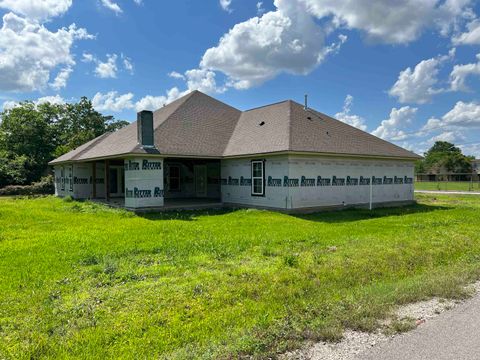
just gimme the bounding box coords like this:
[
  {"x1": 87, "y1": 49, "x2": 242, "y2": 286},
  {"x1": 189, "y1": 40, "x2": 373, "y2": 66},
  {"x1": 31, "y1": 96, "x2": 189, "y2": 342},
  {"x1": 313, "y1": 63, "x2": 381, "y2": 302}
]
[{"x1": 358, "y1": 293, "x2": 480, "y2": 360}]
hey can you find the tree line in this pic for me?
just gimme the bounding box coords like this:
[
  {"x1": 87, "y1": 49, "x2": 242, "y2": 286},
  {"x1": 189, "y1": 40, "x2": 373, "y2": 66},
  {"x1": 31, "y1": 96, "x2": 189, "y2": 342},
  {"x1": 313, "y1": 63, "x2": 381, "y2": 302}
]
[
  {"x1": 415, "y1": 141, "x2": 474, "y2": 175},
  {"x1": 0, "y1": 97, "x2": 128, "y2": 188}
]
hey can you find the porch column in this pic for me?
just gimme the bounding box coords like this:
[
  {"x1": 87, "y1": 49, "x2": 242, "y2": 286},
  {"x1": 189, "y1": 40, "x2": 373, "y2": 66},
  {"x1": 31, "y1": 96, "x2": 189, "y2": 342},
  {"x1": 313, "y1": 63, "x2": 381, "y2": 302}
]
[
  {"x1": 92, "y1": 162, "x2": 96, "y2": 199},
  {"x1": 124, "y1": 158, "x2": 164, "y2": 209},
  {"x1": 105, "y1": 160, "x2": 110, "y2": 201}
]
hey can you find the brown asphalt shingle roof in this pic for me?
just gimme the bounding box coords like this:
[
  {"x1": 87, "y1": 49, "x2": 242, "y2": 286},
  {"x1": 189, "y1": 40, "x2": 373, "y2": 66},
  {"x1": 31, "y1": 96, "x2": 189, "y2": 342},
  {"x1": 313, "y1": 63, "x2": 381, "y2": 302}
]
[{"x1": 49, "y1": 90, "x2": 421, "y2": 164}]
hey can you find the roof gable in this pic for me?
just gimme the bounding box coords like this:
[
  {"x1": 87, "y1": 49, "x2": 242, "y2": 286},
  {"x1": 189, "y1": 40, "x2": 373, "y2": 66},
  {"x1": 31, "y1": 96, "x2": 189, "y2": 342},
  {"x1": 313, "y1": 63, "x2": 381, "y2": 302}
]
[{"x1": 148, "y1": 91, "x2": 241, "y2": 157}]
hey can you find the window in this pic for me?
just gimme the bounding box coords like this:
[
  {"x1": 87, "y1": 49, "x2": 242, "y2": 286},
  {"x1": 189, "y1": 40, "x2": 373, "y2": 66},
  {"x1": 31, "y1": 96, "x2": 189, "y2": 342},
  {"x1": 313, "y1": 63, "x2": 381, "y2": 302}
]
[
  {"x1": 60, "y1": 167, "x2": 65, "y2": 191},
  {"x1": 169, "y1": 165, "x2": 180, "y2": 191},
  {"x1": 69, "y1": 166, "x2": 73, "y2": 192},
  {"x1": 251, "y1": 160, "x2": 265, "y2": 196}
]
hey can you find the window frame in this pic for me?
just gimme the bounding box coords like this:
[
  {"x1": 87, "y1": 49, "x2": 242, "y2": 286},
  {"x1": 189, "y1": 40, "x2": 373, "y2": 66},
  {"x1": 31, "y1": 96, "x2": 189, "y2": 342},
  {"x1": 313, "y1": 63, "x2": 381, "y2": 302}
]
[
  {"x1": 168, "y1": 164, "x2": 181, "y2": 192},
  {"x1": 251, "y1": 160, "x2": 265, "y2": 197}
]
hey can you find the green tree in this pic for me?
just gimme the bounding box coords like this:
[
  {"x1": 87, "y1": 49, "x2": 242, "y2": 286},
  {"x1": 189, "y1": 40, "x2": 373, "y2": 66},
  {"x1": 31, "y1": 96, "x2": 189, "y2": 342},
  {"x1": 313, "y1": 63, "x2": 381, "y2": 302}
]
[
  {"x1": 54, "y1": 97, "x2": 128, "y2": 156},
  {"x1": 0, "y1": 97, "x2": 128, "y2": 186},
  {"x1": 0, "y1": 102, "x2": 57, "y2": 183},
  {"x1": 418, "y1": 141, "x2": 472, "y2": 174},
  {"x1": 0, "y1": 150, "x2": 29, "y2": 187}
]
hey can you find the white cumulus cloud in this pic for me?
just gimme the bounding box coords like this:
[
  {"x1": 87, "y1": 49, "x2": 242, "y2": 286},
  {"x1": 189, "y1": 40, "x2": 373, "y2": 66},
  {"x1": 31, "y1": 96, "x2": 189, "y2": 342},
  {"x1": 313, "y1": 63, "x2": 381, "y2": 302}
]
[
  {"x1": 0, "y1": 12, "x2": 93, "y2": 92},
  {"x1": 389, "y1": 49, "x2": 455, "y2": 104},
  {"x1": 450, "y1": 53, "x2": 480, "y2": 91},
  {"x1": 300, "y1": 0, "x2": 474, "y2": 44},
  {"x1": 219, "y1": 0, "x2": 233, "y2": 13},
  {"x1": 168, "y1": 71, "x2": 185, "y2": 80},
  {"x1": 83, "y1": 52, "x2": 134, "y2": 78},
  {"x1": 161, "y1": 0, "x2": 474, "y2": 99},
  {"x1": 36, "y1": 95, "x2": 65, "y2": 105},
  {"x1": 453, "y1": 19, "x2": 480, "y2": 45},
  {"x1": 334, "y1": 95, "x2": 367, "y2": 131},
  {"x1": 49, "y1": 66, "x2": 73, "y2": 90},
  {"x1": 121, "y1": 53, "x2": 134, "y2": 74},
  {"x1": 439, "y1": 101, "x2": 480, "y2": 127},
  {"x1": 0, "y1": 0, "x2": 72, "y2": 21},
  {"x1": 200, "y1": 0, "x2": 334, "y2": 90},
  {"x1": 92, "y1": 91, "x2": 134, "y2": 112},
  {"x1": 90, "y1": 88, "x2": 191, "y2": 113},
  {"x1": 168, "y1": 68, "x2": 225, "y2": 94},
  {"x1": 100, "y1": 0, "x2": 122, "y2": 14},
  {"x1": 429, "y1": 130, "x2": 466, "y2": 143},
  {"x1": 460, "y1": 142, "x2": 480, "y2": 158},
  {"x1": 94, "y1": 54, "x2": 118, "y2": 78},
  {"x1": 3, "y1": 94, "x2": 65, "y2": 110},
  {"x1": 372, "y1": 106, "x2": 418, "y2": 140},
  {"x1": 256, "y1": 2, "x2": 265, "y2": 15},
  {"x1": 135, "y1": 88, "x2": 186, "y2": 112},
  {"x1": 422, "y1": 101, "x2": 480, "y2": 135}
]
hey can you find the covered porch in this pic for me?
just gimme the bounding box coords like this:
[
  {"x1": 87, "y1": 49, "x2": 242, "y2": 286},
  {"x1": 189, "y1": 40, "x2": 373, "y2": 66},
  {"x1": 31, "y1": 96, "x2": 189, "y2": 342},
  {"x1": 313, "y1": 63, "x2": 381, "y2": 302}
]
[
  {"x1": 90, "y1": 157, "x2": 223, "y2": 210},
  {"x1": 88, "y1": 159, "x2": 126, "y2": 202},
  {"x1": 56, "y1": 156, "x2": 224, "y2": 210},
  {"x1": 163, "y1": 158, "x2": 221, "y2": 207}
]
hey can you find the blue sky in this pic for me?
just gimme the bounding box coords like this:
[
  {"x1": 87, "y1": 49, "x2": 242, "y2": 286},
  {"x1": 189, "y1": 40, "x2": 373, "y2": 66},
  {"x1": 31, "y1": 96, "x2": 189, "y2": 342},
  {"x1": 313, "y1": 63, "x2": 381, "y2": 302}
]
[{"x1": 1, "y1": 0, "x2": 480, "y2": 157}]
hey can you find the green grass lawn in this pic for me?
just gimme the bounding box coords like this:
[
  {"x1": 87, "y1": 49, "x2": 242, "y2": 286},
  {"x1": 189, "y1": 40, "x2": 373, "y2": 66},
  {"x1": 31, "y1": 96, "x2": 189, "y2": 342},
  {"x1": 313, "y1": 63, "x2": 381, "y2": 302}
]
[
  {"x1": 1, "y1": 195, "x2": 480, "y2": 359},
  {"x1": 415, "y1": 181, "x2": 480, "y2": 192}
]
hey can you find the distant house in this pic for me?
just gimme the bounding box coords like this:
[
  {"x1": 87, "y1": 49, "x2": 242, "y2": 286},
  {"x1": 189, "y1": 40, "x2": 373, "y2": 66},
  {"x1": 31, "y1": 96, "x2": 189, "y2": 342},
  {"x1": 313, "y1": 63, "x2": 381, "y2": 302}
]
[
  {"x1": 473, "y1": 159, "x2": 480, "y2": 174},
  {"x1": 49, "y1": 91, "x2": 420, "y2": 211}
]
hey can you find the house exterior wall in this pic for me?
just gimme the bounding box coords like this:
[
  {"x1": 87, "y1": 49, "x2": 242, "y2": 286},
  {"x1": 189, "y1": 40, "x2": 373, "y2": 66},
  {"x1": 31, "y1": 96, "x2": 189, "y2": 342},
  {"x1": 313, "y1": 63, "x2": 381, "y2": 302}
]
[
  {"x1": 54, "y1": 163, "x2": 106, "y2": 199},
  {"x1": 54, "y1": 164, "x2": 74, "y2": 198},
  {"x1": 124, "y1": 157, "x2": 164, "y2": 209},
  {"x1": 287, "y1": 155, "x2": 414, "y2": 209},
  {"x1": 221, "y1": 155, "x2": 290, "y2": 208},
  {"x1": 54, "y1": 154, "x2": 414, "y2": 211},
  {"x1": 221, "y1": 154, "x2": 414, "y2": 210},
  {"x1": 72, "y1": 163, "x2": 93, "y2": 199}
]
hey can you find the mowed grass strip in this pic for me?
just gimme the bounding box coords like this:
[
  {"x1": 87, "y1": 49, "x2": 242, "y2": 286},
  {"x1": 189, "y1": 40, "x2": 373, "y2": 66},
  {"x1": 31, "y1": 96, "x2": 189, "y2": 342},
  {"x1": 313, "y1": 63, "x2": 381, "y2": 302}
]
[
  {"x1": 415, "y1": 181, "x2": 480, "y2": 192},
  {"x1": 1, "y1": 194, "x2": 480, "y2": 359}
]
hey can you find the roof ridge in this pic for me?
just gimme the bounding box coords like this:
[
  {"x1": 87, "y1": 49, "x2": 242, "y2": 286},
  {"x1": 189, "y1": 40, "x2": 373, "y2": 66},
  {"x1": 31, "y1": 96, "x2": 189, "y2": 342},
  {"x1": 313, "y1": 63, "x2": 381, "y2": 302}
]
[
  {"x1": 223, "y1": 110, "x2": 248, "y2": 156},
  {"x1": 191, "y1": 90, "x2": 241, "y2": 112},
  {"x1": 151, "y1": 91, "x2": 197, "y2": 129},
  {"x1": 152, "y1": 90, "x2": 210, "y2": 136},
  {"x1": 287, "y1": 100, "x2": 293, "y2": 152},
  {"x1": 243, "y1": 99, "x2": 291, "y2": 112}
]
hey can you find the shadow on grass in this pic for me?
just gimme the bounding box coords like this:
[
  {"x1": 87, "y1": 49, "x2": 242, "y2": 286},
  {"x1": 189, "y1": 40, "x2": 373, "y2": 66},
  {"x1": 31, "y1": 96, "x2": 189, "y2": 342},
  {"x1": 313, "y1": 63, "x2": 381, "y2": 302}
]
[
  {"x1": 136, "y1": 203, "x2": 449, "y2": 223},
  {"x1": 294, "y1": 203, "x2": 449, "y2": 223}
]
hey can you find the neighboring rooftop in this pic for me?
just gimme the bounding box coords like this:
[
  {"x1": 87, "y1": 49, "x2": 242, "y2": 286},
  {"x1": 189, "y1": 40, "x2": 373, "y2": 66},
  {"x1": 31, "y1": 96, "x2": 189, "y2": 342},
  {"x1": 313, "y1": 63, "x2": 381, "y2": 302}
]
[{"x1": 50, "y1": 90, "x2": 421, "y2": 164}]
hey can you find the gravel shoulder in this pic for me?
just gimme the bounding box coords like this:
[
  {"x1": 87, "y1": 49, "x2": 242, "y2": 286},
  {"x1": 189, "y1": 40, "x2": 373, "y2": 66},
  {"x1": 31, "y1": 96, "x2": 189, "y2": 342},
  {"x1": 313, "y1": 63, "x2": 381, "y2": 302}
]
[{"x1": 283, "y1": 282, "x2": 480, "y2": 360}]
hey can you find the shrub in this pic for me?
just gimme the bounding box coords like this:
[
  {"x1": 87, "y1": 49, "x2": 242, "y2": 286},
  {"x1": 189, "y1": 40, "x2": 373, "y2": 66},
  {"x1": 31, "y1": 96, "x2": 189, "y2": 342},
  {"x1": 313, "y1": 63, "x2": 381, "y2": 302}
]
[{"x1": 0, "y1": 175, "x2": 54, "y2": 196}]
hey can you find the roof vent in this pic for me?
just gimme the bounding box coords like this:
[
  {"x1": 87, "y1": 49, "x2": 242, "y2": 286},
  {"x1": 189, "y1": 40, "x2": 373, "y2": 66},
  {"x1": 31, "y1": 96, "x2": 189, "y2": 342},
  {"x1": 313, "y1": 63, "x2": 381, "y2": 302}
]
[
  {"x1": 137, "y1": 110, "x2": 155, "y2": 148},
  {"x1": 304, "y1": 94, "x2": 308, "y2": 111},
  {"x1": 259, "y1": 121, "x2": 265, "y2": 126}
]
